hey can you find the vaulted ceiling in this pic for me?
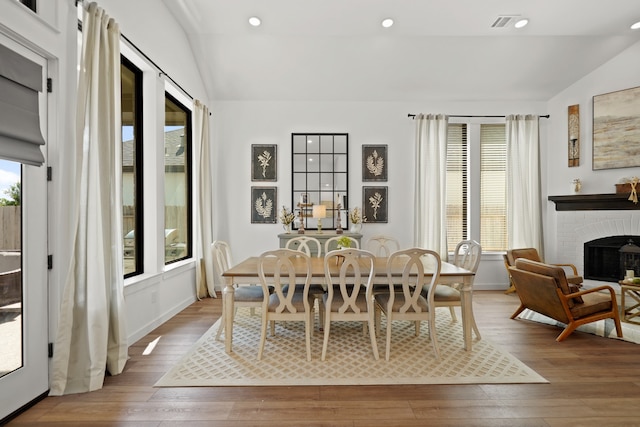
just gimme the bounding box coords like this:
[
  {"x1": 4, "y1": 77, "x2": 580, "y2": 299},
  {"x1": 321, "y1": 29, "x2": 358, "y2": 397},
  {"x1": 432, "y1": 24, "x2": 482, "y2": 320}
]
[{"x1": 162, "y1": 0, "x2": 640, "y2": 102}]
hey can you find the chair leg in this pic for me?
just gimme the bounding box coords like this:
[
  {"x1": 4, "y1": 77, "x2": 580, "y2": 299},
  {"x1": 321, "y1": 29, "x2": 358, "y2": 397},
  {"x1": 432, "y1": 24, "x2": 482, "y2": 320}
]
[
  {"x1": 448, "y1": 306, "x2": 458, "y2": 322},
  {"x1": 258, "y1": 313, "x2": 268, "y2": 360},
  {"x1": 321, "y1": 318, "x2": 331, "y2": 361},
  {"x1": 270, "y1": 320, "x2": 276, "y2": 336},
  {"x1": 305, "y1": 313, "x2": 312, "y2": 362},
  {"x1": 613, "y1": 313, "x2": 623, "y2": 338},
  {"x1": 215, "y1": 315, "x2": 225, "y2": 340},
  {"x1": 385, "y1": 314, "x2": 392, "y2": 361},
  {"x1": 556, "y1": 323, "x2": 579, "y2": 342},
  {"x1": 510, "y1": 303, "x2": 526, "y2": 319},
  {"x1": 429, "y1": 312, "x2": 440, "y2": 359},
  {"x1": 368, "y1": 317, "x2": 379, "y2": 361}
]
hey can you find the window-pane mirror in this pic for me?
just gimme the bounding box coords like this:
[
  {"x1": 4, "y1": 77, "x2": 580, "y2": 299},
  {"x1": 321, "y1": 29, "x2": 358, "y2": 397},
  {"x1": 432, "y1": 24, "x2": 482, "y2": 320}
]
[{"x1": 291, "y1": 133, "x2": 348, "y2": 231}]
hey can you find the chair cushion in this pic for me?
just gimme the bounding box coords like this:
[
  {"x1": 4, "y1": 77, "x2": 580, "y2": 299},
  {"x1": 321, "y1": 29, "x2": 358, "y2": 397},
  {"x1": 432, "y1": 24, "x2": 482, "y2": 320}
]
[
  {"x1": 569, "y1": 292, "x2": 613, "y2": 319},
  {"x1": 234, "y1": 285, "x2": 267, "y2": 302},
  {"x1": 376, "y1": 292, "x2": 429, "y2": 312},
  {"x1": 514, "y1": 258, "x2": 576, "y2": 306},
  {"x1": 323, "y1": 292, "x2": 369, "y2": 313},
  {"x1": 421, "y1": 284, "x2": 461, "y2": 302},
  {"x1": 507, "y1": 248, "x2": 542, "y2": 265},
  {"x1": 267, "y1": 292, "x2": 313, "y2": 312}
]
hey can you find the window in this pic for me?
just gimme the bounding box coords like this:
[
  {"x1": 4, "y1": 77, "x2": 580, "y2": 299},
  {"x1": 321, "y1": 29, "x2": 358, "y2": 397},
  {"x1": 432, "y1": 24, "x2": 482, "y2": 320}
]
[
  {"x1": 446, "y1": 122, "x2": 506, "y2": 252},
  {"x1": 164, "y1": 93, "x2": 192, "y2": 264},
  {"x1": 121, "y1": 57, "x2": 143, "y2": 276},
  {"x1": 19, "y1": 0, "x2": 36, "y2": 13}
]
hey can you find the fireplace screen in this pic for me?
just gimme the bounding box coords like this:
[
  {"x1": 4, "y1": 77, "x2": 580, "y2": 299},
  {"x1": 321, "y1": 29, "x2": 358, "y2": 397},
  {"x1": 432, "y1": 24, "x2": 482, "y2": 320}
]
[{"x1": 584, "y1": 235, "x2": 640, "y2": 282}]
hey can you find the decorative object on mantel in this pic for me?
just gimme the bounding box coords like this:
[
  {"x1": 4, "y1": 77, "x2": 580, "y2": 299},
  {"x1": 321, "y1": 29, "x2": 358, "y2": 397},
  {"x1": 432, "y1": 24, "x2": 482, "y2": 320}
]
[
  {"x1": 335, "y1": 202, "x2": 344, "y2": 234},
  {"x1": 568, "y1": 104, "x2": 580, "y2": 167},
  {"x1": 570, "y1": 178, "x2": 582, "y2": 194},
  {"x1": 615, "y1": 177, "x2": 640, "y2": 204},
  {"x1": 349, "y1": 207, "x2": 366, "y2": 233},
  {"x1": 279, "y1": 206, "x2": 295, "y2": 233},
  {"x1": 297, "y1": 209, "x2": 305, "y2": 234},
  {"x1": 593, "y1": 86, "x2": 640, "y2": 171},
  {"x1": 312, "y1": 205, "x2": 326, "y2": 233}
]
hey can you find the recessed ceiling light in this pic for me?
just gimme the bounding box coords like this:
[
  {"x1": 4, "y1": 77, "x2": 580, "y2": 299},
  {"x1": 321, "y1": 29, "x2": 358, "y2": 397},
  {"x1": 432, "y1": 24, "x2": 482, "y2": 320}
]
[
  {"x1": 381, "y1": 18, "x2": 394, "y2": 28},
  {"x1": 631, "y1": 21, "x2": 640, "y2": 30},
  {"x1": 248, "y1": 16, "x2": 261, "y2": 27},
  {"x1": 514, "y1": 18, "x2": 529, "y2": 29}
]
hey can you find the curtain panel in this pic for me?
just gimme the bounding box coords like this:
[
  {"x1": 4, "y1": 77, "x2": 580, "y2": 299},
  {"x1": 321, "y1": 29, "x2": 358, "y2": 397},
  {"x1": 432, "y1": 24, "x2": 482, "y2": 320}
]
[
  {"x1": 414, "y1": 113, "x2": 449, "y2": 260},
  {"x1": 50, "y1": 2, "x2": 127, "y2": 395}
]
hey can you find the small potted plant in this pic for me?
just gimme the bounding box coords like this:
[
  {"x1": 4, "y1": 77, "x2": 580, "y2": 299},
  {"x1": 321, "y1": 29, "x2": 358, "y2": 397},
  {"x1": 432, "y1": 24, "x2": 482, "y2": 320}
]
[
  {"x1": 279, "y1": 206, "x2": 295, "y2": 233},
  {"x1": 336, "y1": 236, "x2": 352, "y2": 249}
]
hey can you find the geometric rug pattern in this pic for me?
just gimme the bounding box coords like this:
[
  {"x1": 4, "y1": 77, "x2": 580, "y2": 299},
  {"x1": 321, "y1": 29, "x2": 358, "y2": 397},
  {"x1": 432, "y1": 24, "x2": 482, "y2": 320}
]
[
  {"x1": 517, "y1": 308, "x2": 640, "y2": 344},
  {"x1": 155, "y1": 308, "x2": 547, "y2": 387}
]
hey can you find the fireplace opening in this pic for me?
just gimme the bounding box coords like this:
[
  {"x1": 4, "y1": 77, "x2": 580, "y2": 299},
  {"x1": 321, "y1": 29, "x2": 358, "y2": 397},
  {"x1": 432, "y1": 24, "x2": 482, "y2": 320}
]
[{"x1": 584, "y1": 235, "x2": 640, "y2": 282}]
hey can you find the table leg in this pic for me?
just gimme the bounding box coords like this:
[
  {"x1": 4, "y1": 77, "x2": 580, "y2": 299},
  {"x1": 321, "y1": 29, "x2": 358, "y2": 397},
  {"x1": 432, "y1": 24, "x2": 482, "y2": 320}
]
[
  {"x1": 460, "y1": 279, "x2": 472, "y2": 351},
  {"x1": 223, "y1": 277, "x2": 235, "y2": 353}
]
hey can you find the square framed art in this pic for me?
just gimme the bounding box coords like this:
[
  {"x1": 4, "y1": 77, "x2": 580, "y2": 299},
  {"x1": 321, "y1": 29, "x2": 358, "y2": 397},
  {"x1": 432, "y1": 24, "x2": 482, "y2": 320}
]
[
  {"x1": 251, "y1": 144, "x2": 277, "y2": 181},
  {"x1": 251, "y1": 186, "x2": 277, "y2": 223},
  {"x1": 363, "y1": 186, "x2": 388, "y2": 223},
  {"x1": 362, "y1": 144, "x2": 388, "y2": 181}
]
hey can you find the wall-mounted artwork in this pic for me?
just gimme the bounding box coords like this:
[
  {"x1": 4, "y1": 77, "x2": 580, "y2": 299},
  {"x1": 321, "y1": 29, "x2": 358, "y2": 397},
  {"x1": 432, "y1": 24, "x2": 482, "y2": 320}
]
[
  {"x1": 362, "y1": 145, "x2": 387, "y2": 181},
  {"x1": 363, "y1": 186, "x2": 388, "y2": 223},
  {"x1": 568, "y1": 104, "x2": 580, "y2": 167},
  {"x1": 251, "y1": 186, "x2": 277, "y2": 223},
  {"x1": 593, "y1": 86, "x2": 640, "y2": 170},
  {"x1": 251, "y1": 144, "x2": 277, "y2": 181}
]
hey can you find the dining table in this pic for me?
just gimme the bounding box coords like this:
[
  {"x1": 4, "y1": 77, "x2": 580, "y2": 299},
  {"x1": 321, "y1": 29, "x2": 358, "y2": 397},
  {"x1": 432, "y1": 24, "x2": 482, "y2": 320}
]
[{"x1": 221, "y1": 255, "x2": 476, "y2": 354}]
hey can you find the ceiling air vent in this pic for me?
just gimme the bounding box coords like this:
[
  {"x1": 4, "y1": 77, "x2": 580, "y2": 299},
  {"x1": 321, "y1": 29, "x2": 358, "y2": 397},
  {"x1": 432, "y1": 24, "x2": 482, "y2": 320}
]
[{"x1": 491, "y1": 15, "x2": 518, "y2": 28}]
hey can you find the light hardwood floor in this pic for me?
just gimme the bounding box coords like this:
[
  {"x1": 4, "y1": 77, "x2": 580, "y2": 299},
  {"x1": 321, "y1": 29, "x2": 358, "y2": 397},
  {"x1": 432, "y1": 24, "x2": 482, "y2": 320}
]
[{"x1": 7, "y1": 291, "x2": 640, "y2": 426}]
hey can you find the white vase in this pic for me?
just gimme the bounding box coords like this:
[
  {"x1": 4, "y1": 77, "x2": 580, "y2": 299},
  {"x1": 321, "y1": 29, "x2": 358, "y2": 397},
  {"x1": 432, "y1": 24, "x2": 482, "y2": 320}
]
[{"x1": 350, "y1": 223, "x2": 362, "y2": 233}]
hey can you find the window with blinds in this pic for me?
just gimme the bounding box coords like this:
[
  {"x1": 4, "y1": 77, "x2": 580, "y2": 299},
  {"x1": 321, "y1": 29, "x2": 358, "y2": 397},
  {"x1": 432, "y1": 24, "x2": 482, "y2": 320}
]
[
  {"x1": 446, "y1": 124, "x2": 467, "y2": 252},
  {"x1": 446, "y1": 122, "x2": 507, "y2": 253},
  {"x1": 480, "y1": 124, "x2": 507, "y2": 251}
]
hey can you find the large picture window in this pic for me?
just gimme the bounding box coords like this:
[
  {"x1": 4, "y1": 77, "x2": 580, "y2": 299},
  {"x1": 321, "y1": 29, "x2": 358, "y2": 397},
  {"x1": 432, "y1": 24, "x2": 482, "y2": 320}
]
[
  {"x1": 164, "y1": 93, "x2": 192, "y2": 264},
  {"x1": 446, "y1": 122, "x2": 507, "y2": 253},
  {"x1": 121, "y1": 57, "x2": 143, "y2": 277}
]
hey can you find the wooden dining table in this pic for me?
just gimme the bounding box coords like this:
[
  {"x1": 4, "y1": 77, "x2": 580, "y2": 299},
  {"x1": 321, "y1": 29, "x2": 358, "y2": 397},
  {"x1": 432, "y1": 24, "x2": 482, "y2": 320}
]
[{"x1": 221, "y1": 255, "x2": 476, "y2": 354}]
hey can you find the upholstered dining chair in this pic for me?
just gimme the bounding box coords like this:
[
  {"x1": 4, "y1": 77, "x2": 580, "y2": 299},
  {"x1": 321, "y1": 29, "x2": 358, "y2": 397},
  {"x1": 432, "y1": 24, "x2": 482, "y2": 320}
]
[
  {"x1": 324, "y1": 235, "x2": 360, "y2": 254},
  {"x1": 321, "y1": 248, "x2": 379, "y2": 361},
  {"x1": 508, "y1": 258, "x2": 622, "y2": 342},
  {"x1": 375, "y1": 248, "x2": 441, "y2": 361},
  {"x1": 423, "y1": 240, "x2": 482, "y2": 340},
  {"x1": 285, "y1": 235, "x2": 326, "y2": 330},
  {"x1": 257, "y1": 249, "x2": 314, "y2": 361},
  {"x1": 366, "y1": 235, "x2": 401, "y2": 257},
  {"x1": 212, "y1": 240, "x2": 270, "y2": 341}
]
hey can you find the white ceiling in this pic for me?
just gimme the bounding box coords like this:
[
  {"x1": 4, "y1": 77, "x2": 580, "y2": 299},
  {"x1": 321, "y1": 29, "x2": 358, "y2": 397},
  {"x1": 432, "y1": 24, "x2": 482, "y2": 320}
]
[{"x1": 162, "y1": 0, "x2": 640, "y2": 102}]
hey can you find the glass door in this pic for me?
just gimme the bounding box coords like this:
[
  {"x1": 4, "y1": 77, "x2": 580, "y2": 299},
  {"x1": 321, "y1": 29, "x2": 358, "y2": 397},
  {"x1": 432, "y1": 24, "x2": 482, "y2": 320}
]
[{"x1": 0, "y1": 36, "x2": 49, "y2": 421}]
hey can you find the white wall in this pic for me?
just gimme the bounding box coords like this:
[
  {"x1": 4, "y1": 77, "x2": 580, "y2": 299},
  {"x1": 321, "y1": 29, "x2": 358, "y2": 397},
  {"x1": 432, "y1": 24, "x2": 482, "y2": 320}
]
[
  {"x1": 545, "y1": 41, "x2": 640, "y2": 263},
  {"x1": 211, "y1": 99, "x2": 546, "y2": 290}
]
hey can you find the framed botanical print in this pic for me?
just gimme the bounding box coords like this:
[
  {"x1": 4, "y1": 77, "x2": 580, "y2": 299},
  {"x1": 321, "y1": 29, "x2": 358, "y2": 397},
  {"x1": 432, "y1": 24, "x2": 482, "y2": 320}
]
[
  {"x1": 251, "y1": 144, "x2": 277, "y2": 181},
  {"x1": 251, "y1": 186, "x2": 277, "y2": 224},
  {"x1": 362, "y1": 144, "x2": 388, "y2": 181},
  {"x1": 363, "y1": 186, "x2": 388, "y2": 223}
]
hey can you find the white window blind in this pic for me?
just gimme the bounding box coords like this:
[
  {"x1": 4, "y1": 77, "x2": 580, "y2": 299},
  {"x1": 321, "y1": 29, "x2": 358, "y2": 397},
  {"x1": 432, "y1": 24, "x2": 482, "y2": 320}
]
[
  {"x1": 480, "y1": 124, "x2": 507, "y2": 251},
  {"x1": 446, "y1": 124, "x2": 467, "y2": 252}
]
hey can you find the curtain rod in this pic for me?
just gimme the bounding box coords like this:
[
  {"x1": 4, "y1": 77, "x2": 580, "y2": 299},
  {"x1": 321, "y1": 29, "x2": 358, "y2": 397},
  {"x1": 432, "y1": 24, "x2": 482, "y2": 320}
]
[{"x1": 407, "y1": 114, "x2": 550, "y2": 119}]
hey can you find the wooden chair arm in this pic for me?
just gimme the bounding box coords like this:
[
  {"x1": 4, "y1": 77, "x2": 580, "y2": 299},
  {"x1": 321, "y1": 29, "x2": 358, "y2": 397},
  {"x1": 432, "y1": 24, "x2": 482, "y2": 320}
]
[
  {"x1": 552, "y1": 263, "x2": 579, "y2": 275},
  {"x1": 565, "y1": 285, "x2": 616, "y2": 300}
]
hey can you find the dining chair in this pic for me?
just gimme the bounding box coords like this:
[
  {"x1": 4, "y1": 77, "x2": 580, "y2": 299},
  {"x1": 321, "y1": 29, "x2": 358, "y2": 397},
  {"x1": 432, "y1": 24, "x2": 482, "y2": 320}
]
[
  {"x1": 425, "y1": 240, "x2": 482, "y2": 340},
  {"x1": 212, "y1": 240, "x2": 269, "y2": 341},
  {"x1": 324, "y1": 235, "x2": 360, "y2": 254},
  {"x1": 321, "y1": 248, "x2": 379, "y2": 361},
  {"x1": 284, "y1": 235, "x2": 326, "y2": 329},
  {"x1": 375, "y1": 248, "x2": 441, "y2": 361},
  {"x1": 366, "y1": 234, "x2": 400, "y2": 257},
  {"x1": 257, "y1": 249, "x2": 315, "y2": 361}
]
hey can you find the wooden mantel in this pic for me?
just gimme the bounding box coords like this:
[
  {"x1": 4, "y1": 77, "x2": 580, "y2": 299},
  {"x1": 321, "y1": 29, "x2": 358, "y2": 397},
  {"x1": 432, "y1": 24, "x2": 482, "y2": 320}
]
[{"x1": 548, "y1": 193, "x2": 640, "y2": 211}]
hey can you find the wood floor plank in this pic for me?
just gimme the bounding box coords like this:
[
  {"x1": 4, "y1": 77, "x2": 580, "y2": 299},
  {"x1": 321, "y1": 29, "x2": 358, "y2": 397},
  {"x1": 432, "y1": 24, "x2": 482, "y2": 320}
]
[{"x1": 6, "y1": 290, "x2": 640, "y2": 425}]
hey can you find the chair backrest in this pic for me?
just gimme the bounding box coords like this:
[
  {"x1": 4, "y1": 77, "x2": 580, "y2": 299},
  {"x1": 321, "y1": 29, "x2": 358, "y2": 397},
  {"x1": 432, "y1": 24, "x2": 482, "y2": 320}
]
[
  {"x1": 366, "y1": 235, "x2": 400, "y2": 257},
  {"x1": 211, "y1": 240, "x2": 232, "y2": 276},
  {"x1": 386, "y1": 248, "x2": 441, "y2": 313},
  {"x1": 509, "y1": 258, "x2": 573, "y2": 322},
  {"x1": 324, "y1": 248, "x2": 374, "y2": 313},
  {"x1": 506, "y1": 247, "x2": 542, "y2": 266},
  {"x1": 324, "y1": 235, "x2": 360, "y2": 254},
  {"x1": 453, "y1": 240, "x2": 481, "y2": 273},
  {"x1": 285, "y1": 235, "x2": 323, "y2": 257},
  {"x1": 257, "y1": 249, "x2": 313, "y2": 314}
]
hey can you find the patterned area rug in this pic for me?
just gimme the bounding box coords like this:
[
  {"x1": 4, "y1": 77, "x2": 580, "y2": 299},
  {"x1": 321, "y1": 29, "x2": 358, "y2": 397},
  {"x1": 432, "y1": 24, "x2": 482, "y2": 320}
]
[
  {"x1": 517, "y1": 308, "x2": 640, "y2": 344},
  {"x1": 155, "y1": 309, "x2": 547, "y2": 387}
]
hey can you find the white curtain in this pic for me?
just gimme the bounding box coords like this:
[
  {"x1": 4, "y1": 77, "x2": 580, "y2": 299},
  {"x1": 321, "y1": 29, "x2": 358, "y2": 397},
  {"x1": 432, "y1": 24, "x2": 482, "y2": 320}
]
[
  {"x1": 506, "y1": 114, "x2": 544, "y2": 256},
  {"x1": 50, "y1": 2, "x2": 127, "y2": 395},
  {"x1": 194, "y1": 100, "x2": 216, "y2": 298},
  {"x1": 414, "y1": 113, "x2": 449, "y2": 260}
]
